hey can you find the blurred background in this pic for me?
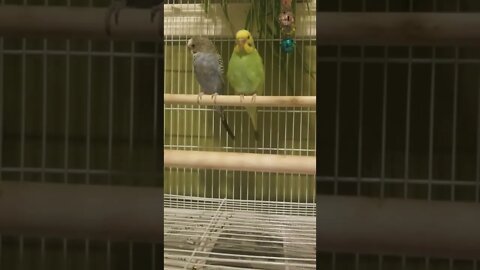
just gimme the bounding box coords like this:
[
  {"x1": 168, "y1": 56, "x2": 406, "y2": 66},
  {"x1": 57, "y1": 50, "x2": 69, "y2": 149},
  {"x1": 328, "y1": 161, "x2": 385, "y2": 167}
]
[
  {"x1": 0, "y1": 0, "x2": 160, "y2": 269},
  {"x1": 318, "y1": 0, "x2": 480, "y2": 269}
]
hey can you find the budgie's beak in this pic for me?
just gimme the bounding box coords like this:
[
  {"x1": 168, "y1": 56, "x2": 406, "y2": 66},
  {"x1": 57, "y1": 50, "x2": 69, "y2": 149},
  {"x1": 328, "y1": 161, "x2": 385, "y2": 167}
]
[
  {"x1": 236, "y1": 38, "x2": 247, "y2": 49},
  {"x1": 187, "y1": 38, "x2": 195, "y2": 53}
]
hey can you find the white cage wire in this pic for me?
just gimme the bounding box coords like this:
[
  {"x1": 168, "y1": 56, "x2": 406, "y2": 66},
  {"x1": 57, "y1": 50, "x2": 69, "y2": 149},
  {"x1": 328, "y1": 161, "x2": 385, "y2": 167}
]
[{"x1": 164, "y1": 0, "x2": 316, "y2": 268}]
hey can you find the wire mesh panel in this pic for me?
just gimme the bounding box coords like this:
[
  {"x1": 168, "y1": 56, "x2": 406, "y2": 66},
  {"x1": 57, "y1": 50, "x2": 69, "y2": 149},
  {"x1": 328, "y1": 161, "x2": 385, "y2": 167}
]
[
  {"x1": 0, "y1": 0, "x2": 160, "y2": 269},
  {"x1": 318, "y1": 0, "x2": 480, "y2": 268},
  {"x1": 164, "y1": 0, "x2": 316, "y2": 268}
]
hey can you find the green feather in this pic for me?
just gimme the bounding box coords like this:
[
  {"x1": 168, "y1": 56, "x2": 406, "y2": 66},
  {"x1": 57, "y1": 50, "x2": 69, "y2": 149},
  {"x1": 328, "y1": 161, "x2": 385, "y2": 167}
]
[{"x1": 227, "y1": 47, "x2": 265, "y2": 140}]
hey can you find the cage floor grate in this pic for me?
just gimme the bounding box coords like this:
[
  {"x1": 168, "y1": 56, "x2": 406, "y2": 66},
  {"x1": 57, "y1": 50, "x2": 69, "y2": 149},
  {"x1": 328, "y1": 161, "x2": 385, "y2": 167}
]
[{"x1": 164, "y1": 194, "x2": 316, "y2": 269}]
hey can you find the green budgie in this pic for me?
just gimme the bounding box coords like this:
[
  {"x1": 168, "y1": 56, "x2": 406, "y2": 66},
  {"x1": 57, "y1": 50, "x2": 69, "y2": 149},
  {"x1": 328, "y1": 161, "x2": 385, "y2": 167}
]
[{"x1": 227, "y1": 29, "x2": 265, "y2": 141}]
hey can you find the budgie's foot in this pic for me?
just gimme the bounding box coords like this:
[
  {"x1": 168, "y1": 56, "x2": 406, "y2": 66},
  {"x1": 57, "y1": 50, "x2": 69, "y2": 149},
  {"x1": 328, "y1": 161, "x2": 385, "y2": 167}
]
[
  {"x1": 105, "y1": 2, "x2": 125, "y2": 36},
  {"x1": 251, "y1": 94, "x2": 257, "y2": 103},
  {"x1": 211, "y1": 93, "x2": 218, "y2": 104},
  {"x1": 240, "y1": 94, "x2": 245, "y2": 103},
  {"x1": 197, "y1": 92, "x2": 204, "y2": 104},
  {"x1": 150, "y1": 4, "x2": 163, "y2": 36}
]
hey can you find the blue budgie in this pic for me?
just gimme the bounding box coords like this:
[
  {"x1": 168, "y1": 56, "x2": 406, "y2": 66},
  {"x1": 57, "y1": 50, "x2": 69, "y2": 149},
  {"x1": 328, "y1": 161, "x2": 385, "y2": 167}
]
[{"x1": 187, "y1": 36, "x2": 235, "y2": 140}]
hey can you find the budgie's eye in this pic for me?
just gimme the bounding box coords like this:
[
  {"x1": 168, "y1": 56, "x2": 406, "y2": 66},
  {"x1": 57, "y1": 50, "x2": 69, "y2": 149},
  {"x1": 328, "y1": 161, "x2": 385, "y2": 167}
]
[{"x1": 191, "y1": 44, "x2": 195, "y2": 48}]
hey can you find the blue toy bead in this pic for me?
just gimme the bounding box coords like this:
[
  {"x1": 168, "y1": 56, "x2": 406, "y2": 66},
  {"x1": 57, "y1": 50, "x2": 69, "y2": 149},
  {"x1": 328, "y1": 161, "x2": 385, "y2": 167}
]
[{"x1": 280, "y1": 38, "x2": 295, "y2": 53}]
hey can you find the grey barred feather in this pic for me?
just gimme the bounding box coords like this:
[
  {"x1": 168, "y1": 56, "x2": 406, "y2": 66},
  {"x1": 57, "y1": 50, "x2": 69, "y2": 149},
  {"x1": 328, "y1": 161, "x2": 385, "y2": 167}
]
[
  {"x1": 187, "y1": 36, "x2": 235, "y2": 140},
  {"x1": 217, "y1": 54, "x2": 224, "y2": 74}
]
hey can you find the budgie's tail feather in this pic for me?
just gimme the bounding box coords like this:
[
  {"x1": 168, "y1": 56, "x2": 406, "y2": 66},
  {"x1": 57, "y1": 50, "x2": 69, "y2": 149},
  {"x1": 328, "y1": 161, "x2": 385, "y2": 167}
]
[
  {"x1": 216, "y1": 106, "x2": 235, "y2": 140},
  {"x1": 245, "y1": 106, "x2": 259, "y2": 141},
  {"x1": 253, "y1": 130, "x2": 260, "y2": 141}
]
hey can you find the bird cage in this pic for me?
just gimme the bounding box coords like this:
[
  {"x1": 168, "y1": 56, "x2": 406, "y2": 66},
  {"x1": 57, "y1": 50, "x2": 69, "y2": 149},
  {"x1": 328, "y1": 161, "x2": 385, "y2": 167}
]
[
  {"x1": 317, "y1": 0, "x2": 480, "y2": 268},
  {"x1": 164, "y1": 0, "x2": 316, "y2": 268}
]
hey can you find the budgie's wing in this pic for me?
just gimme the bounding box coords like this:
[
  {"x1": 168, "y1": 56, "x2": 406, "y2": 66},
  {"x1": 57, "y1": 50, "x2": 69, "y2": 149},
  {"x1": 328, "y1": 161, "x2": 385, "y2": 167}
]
[
  {"x1": 247, "y1": 51, "x2": 265, "y2": 95},
  {"x1": 194, "y1": 53, "x2": 225, "y2": 94},
  {"x1": 227, "y1": 50, "x2": 265, "y2": 141},
  {"x1": 245, "y1": 51, "x2": 265, "y2": 140},
  {"x1": 194, "y1": 52, "x2": 235, "y2": 140}
]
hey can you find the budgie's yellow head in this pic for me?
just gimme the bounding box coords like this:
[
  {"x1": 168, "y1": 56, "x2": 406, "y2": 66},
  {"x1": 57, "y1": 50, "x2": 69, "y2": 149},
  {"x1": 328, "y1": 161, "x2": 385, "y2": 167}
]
[{"x1": 234, "y1": 29, "x2": 255, "y2": 54}]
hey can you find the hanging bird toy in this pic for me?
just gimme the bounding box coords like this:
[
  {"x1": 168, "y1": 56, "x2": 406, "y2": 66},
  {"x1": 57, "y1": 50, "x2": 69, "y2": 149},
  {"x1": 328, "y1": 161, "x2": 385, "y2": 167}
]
[{"x1": 278, "y1": 0, "x2": 296, "y2": 53}]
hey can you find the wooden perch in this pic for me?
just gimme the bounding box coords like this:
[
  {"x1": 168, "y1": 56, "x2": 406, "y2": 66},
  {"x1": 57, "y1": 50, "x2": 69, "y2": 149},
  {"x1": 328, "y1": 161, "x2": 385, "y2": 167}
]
[
  {"x1": 318, "y1": 195, "x2": 480, "y2": 259},
  {"x1": 0, "y1": 5, "x2": 160, "y2": 41},
  {"x1": 0, "y1": 6, "x2": 479, "y2": 45},
  {"x1": 317, "y1": 12, "x2": 480, "y2": 45},
  {"x1": 0, "y1": 182, "x2": 163, "y2": 242},
  {"x1": 164, "y1": 94, "x2": 316, "y2": 108},
  {"x1": 164, "y1": 150, "x2": 316, "y2": 175}
]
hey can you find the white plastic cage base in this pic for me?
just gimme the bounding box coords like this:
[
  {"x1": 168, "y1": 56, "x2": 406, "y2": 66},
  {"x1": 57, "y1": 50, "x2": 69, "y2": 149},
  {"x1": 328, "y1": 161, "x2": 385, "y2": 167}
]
[{"x1": 164, "y1": 194, "x2": 316, "y2": 269}]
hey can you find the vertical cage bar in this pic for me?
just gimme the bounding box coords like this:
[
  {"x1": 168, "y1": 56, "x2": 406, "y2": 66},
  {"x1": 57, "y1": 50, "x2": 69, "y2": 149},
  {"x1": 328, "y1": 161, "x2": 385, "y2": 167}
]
[
  {"x1": 451, "y1": 48, "x2": 459, "y2": 200},
  {"x1": 64, "y1": 49, "x2": 71, "y2": 181},
  {"x1": 451, "y1": 0, "x2": 461, "y2": 203},
  {"x1": 404, "y1": 46, "x2": 412, "y2": 198},
  {"x1": 0, "y1": 34, "x2": 3, "y2": 186},
  {"x1": 182, "y1": 14, "x2": 188, "y2": 202},
  {"x1": 84, "y1": 239, "x2": 89, "y2": 270},
  {"x1": 269, "y1": 36, "x2": 274, "y2": 202},
  {"x1": 129, "y1": 43, "x2": 135, "y2": 153},
  {"x1": 19, "y1": 20, "x2": 27, "y2": 268},
  {"x1": 261, "y1": 11, "x2": 268, "y2": 204},
  {"x1": 298, "y1": 41, "x2": 304, "y2": 204},
  {"x1": 153, "y1": 42, "x2": 158, "y2": 162},
  {"x1": 63, "y1": 4, "x2": 72, "y2": 261},
  {"x1": 189, "y1": 31, "x2": 194, "y2": 198},
  {"x1": 108, "y1": 42, "x2": 114, "y2": 186},
  {"x1": 129, "y1": 242, "x2": 133, "y2": 270},
  {"x1": 310, "y1": 9, "x2": 316, "y2": 203},
  {"x1": 41, "y1": 23, "x2": 47, "y2": 184},
  {"x1": 334, "y1": 48, "x2": 341, "y2": 196},
  {"x1": 85, "y1": 7, "x2": 93, "y2": 270},
  {"x1": 284, "y1": 50, "x2": 290, "y2": 203},
  {"x1": 0, "y1": 31, "x2": 3, "y2": 270},
  {"x1": 428, "y1": 48, "x2": 436, "y2": 201},
  {"x1": 107, "y1": 39, "x2": 115, "y2": 270},
  {"x1": 354, "y1": 253, "x2": 359, "y2": 270},
  {"x1": 265, "y1": 39, "x2": 271, "y2": 202},
  {"x1": 380, "y1": 47, "x2": 388, "y2": 198},
  {"x1": 477, "y1": 72, "x2": 480, "y2": 203},
  {"x1": 275, "y1": 41, "x2": 281, "y2": 203},
  {"x1": 86, "y1": 41, "x2": 92, "y2": 185},
  {"x1": 357, "y1": 46, "x2": 364, "y2": 196},
  {"x1": 84, "y1": 38, "x2": 93, "y2": 269},
  {"x1": 64, "y1": 0, "x2": 71, "y2": 185},
  {"x1": 151, "y1": 243, "x2": 156, "y2": 270},
  {"x1": 20, "y1": 40, "x2": 26, "y2": 182},
  {"x1": 107, "y1": 231, "x2": 111, "y2": 265},
  {"x1": 40, "y1": 34, "x2": 48, "y2": 269},
  {"x1": 18, "y1": 236, "x2": 23, "y2": 269},
  {"x1": 167, "y1": 0, "x2": 172, "y2": 198}
]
